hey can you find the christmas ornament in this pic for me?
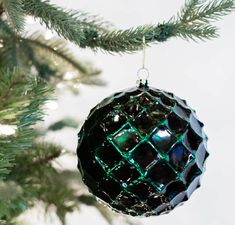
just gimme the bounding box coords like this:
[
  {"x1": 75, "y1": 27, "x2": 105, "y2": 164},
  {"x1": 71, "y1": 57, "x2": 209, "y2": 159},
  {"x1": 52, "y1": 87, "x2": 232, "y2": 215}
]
[
  {"x1": 76, "y1": 80, "x2": 209, "y2": 216},
  {"x1": 77, "y1": 35, "x2": 208, "y2": 216}
]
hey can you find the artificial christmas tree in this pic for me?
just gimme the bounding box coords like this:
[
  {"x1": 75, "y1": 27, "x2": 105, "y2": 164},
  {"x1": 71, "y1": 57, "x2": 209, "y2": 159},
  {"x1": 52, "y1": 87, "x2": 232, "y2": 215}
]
[{"x1": 0, "y1": 0, "x2": 234, "y2": 224}]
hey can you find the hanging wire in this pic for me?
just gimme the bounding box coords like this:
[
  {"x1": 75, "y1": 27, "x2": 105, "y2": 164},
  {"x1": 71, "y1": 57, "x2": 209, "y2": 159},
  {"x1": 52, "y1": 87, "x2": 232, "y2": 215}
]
[
  {"x1": 141, "y1": 35, "x2": 146, "y2": 69},
  {"x1": 137, "y1": 35, "x2": 149, "y2": 87}
]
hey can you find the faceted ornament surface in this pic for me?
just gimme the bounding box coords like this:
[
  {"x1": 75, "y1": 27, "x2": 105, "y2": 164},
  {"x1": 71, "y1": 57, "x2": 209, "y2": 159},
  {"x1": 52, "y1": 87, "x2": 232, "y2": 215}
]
[{"x1": 77, "y1": 86, "x2": 209, "y2": 217}]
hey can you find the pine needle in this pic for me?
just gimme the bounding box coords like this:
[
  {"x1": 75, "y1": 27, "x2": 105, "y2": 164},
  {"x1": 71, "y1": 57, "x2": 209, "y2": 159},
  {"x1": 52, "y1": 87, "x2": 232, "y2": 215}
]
[
  {"x1": 2, "y1": 0, "x2": 25, "y2": 32},
  {"x1": 0, "y1": 69, "x2": 52, "y2": 177}
]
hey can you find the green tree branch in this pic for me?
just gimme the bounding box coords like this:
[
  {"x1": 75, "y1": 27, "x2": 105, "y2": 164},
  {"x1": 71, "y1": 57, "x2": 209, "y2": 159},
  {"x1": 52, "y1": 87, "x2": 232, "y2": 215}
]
[
  {"x1": 0, "y1": 69, "x2": 52, "y2": 178},
  {"x1": 22, "y1": 33, "x2": 97, "y2": 75},
  {"x1": 21, "y1": 0, "x2": 235, "y2": 52},
  {"x1": 2, "y1": 0, "x2": 25, "y2": 32}
]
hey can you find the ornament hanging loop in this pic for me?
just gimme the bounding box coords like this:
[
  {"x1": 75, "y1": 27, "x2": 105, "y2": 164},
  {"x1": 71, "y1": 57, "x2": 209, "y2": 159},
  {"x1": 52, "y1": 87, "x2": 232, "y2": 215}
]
[
  {"x1": 137, "y1": 68, "x2": 149, "y2": 87},
  {"x1": 137, "y1": 35, "x2": 149, "y2": 88}
]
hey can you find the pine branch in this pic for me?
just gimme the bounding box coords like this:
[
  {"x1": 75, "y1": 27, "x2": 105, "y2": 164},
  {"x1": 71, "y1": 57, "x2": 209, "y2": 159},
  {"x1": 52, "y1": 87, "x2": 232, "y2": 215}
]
[
  {"x1": 17, "y1": 40, "x2": 58, "y2": 80},
  {"x1": 6, "y1": 142, "x2": 76, "y2": 224},
  {"x1": 19, "y1": 33, "x2": 104, "y2": 87},
  {"x1": 0, "y1": 39, "x2": 18, "y2": 68},
  {"x1": 0, "y1": 69, "x2": 52, "y2": 177},
  {"x1": 85, "y1": 24, "x2": 175, "y2": 53},
  {"x1": 0, "y1": 20, "x2": 103, "y2": 87},
  {"x1": 22, "y1": 33, "x2": 97, "y2": 75},
  {"x1": 180, "y1": 0, "x2": 235, "y2": 23},
  {"x1": 0, "y1": 181, "x2": 26, "y2": 223},
  {"x1": 5, "y1": 142, "x2": 133, "y2": 225},
  {"x1": 180, "y1": 0, "x2": 200, "y2": 22},
  {"x1": 30, "y1": 142, "x2": 62, "y2": 165},
  {"x1": 1, "y1": 144, "x2": 79, "y2": 224},
  {"x1": 173, "y1": 0, "x2": 235, "y2": 40},
  {"x1": 22, "y1": 0, "x2": 176, "y2": 52},
  {"x1": 78, "y1": 194, "x2": 114, "y2": 224},
  {"x1": 48, "y1": 118, "x2": 79, "y2": 131},
  {"x1": 0, "y1": 0, "x2": 233, "y2": 53},
  {"x1": 0, "y1": 21, "x2": 23, "y2": 69},
  {"x1": 173, "y1": 23, "x2": 218, "y2": 41},
  {"x1": 22, "y1": 0, "x2": 111, "y2": 45},
  {"x1": 21, "y1": 0, "x2": 235, "y2": 53},
  {"x1": 2, "y1": 0, "x2": 25, "y2": 32}
]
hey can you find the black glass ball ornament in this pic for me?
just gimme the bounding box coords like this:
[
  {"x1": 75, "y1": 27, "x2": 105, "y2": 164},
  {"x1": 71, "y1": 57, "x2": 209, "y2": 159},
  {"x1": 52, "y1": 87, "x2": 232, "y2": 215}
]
[{"x1": 76, "y1": 84, "x2": 209, "y2": 216}]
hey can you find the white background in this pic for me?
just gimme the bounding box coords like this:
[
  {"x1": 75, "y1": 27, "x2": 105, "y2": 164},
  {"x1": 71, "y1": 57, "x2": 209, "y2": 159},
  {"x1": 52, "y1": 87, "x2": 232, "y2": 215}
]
[{"x1": 20, "y1": 1, "x2": 235, "y2": 225}]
